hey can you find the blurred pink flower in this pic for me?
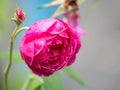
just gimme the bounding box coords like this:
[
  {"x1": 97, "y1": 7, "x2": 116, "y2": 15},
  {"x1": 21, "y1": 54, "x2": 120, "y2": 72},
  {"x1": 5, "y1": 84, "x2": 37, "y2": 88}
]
[
  {"x1": 65, "y1": 12, "x2": 86, "y2": 36},
  {"x1": 64, "y1": 0, "x2": 86, "y2": 36},
  {"x1": 20, "y1": 18, "x2": 81, "y2": 76}
]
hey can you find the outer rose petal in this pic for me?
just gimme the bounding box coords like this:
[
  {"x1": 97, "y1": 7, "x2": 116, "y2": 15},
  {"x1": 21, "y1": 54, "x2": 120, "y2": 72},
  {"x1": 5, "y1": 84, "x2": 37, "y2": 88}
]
[{"x1": 20, "y1": 18, "x2": 81, "y2": 76}]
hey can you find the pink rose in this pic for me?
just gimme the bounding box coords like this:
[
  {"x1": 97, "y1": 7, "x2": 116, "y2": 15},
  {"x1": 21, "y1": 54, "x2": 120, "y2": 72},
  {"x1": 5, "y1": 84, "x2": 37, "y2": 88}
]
[{"x1": 20, "y1": 18, "x2": 81, "y2": 76}]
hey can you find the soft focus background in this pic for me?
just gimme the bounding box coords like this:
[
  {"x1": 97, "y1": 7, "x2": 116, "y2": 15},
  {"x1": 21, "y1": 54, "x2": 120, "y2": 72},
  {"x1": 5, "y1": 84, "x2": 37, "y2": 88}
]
[{"x1": 0, "y1": 0, "x2": 120, "y2": 90}]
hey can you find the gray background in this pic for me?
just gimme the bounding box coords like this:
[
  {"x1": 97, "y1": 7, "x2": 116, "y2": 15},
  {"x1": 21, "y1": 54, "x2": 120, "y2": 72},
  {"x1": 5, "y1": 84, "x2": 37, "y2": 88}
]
[
  {"x1": 65, "y1": 0, "x2": 120, "y2": 90},
  {"x1": 0, "y1": 0, "x2": 120, "y2": 90}
]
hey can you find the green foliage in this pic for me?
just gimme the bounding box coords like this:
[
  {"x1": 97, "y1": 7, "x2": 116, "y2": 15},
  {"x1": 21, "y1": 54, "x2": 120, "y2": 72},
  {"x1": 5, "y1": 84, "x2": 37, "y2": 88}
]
[
  {"x1": 0, "y1": 51, "x2": 24, "y2": 63},
  {"x1": 21, "y1": 74, "x2": 44, "y2": 90},
  {"x1": 63, "y1": 67, "x2": 90, "y2": 88},
  {"x1": 0, "y1": 51, "x2": 90, "y2": 88},
  {"x1": 37, "y1": 0, "x2": 87, "y2": 18},
  {"x1": 37, "y1": 0, "x2": 63, "y2": 9},
  {"x1": 22, "y1": 73, "x2": 65, "y2": 90},
  {"x1": 29, "y1": 76, "x2": 44, "y2": 90},
  {"x1": 24, "y1": 68, "x2": 90, "y2": 90},
  {"x1": 51, "y1": 5, "x2": 65, "y2": 18},
  {"x1": 41, "y1": 73, "x2": 65, "y2": 90}
]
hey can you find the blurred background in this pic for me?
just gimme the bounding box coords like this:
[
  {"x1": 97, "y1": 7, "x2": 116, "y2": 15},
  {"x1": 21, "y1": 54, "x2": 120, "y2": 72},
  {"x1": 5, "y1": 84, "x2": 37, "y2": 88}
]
[{"x1": 0, "y1": 0, "x2": 120, "y2": 90}]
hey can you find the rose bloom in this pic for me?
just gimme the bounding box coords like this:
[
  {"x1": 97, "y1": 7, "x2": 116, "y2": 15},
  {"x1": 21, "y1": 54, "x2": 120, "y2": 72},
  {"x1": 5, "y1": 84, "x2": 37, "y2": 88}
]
[{"x1": 20, "y1": 18, "x2": 81, "y2": 76}]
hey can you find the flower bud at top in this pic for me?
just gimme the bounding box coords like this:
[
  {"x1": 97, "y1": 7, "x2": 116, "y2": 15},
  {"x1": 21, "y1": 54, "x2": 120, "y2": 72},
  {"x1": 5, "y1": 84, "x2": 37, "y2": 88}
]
[{"x1": 13, "y1": 6, "x2": 25, "y2": 25}]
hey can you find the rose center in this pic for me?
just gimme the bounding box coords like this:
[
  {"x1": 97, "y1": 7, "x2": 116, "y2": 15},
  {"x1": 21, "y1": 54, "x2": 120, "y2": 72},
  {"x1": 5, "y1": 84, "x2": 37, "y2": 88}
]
[{"x1": 47, "y1": 37, "x2": 64, "y2": 64}]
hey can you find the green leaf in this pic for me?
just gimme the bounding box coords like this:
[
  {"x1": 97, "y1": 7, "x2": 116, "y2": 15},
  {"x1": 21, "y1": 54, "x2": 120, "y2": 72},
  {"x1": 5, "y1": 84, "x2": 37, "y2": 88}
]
[
  {"x1": 21, "y1": 74, "x2": 44, "y2": 90},
  {"x1": 22, "y1": 73, "x2": 64, "y2": 90},
  {"x1": 63, "y1": 67, "x2": 90, "y2": 88},
  {"x1": 42, "y1": 73, "x2": 65, "y2": 90},
  {"x1": 29, "y1": 75, "x2": 44, "y2": 90},
  {"x1": 0, "y1": 51, "x2": 24, "y2": 63},
  {"x1": 34, "y1": 86, "x2": 43, "y2": 90},
  {"x1": 51, "y1": 5, "x2": 65, "y2": 18},
  {"x1": 37, "y1": 0, "x2": 63, "y2": 9}
]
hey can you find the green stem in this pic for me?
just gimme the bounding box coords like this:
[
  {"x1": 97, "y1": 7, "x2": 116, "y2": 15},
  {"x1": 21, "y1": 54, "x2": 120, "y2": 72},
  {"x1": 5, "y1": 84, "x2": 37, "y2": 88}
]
[
  {"x1": 14, "y1": 27, "x2": 29, "y2": 38},
  {"x1": 21, "y1": 74, "x2": 44, "y2": 90},
  {"x1": 21, "y1": 75, "x2": 34, "y2": 90},
  {"x1": 4, "y1": 25, "x2": 28, "y2": 90},
  {"x1": 4, "y1": 25, "x2": 19, "y2": 90}
]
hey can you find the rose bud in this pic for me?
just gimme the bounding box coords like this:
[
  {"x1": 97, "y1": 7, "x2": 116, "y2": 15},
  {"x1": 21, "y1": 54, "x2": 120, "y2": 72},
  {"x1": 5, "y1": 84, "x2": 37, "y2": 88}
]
[
  {"x1": 20, "y1": 18, "x2": 81, "y2": 76},
  {"x1": 14, "y1": 6, "x2": 25, "y2": 25}
]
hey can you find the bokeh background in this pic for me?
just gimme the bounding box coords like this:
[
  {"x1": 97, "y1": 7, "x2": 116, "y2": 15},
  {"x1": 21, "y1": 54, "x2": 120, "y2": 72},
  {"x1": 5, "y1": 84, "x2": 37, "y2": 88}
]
[{"x1": 0, "y1": 0, "x2": 120, "y2": 90}]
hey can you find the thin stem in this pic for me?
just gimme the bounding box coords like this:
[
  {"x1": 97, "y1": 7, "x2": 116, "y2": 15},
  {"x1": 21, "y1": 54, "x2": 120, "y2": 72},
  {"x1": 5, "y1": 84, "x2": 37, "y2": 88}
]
[
  {"x1": 14, "y1": 27, "x2": 29, "y2": 38},
  {"x1": 21, "y1": 74, "x2": 44, "y2": 90},
  {"x1": 4, "y1": 25, "x2": 19, "y2": 90}
]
